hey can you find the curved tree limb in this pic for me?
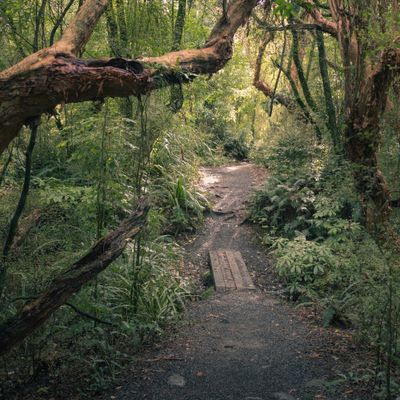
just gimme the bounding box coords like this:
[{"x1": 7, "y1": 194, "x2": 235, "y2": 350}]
[
  {"x1": 301, "y1": 0, "x2": 338, "y2": 36},
  {"x1": 0, "y1": 0, "x2": 260, "y2": 155},
  {"x1": 253, "y1": 32, "x2": 295, "y2": 110}
]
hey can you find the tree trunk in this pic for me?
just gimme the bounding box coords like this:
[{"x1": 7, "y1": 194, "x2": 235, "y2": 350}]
[
  {"x1": 291, "y1": 31, "x2": 318, "y2": 116},
  {"x1": 315, "y1": 30, "x2": 341, "y2": 152},
  {"x1": 170, "y1": 0, "x2": 187, "y2": 112},
  {"x1": 0, "y1": 198, "x2": 149, "y2": 356},
  {"x1": 344, "y1": 63, "x2": 395, "y2": 230},
  {"x1": 2, "y1": 121, "x2": 38, "y2": 262},
  {"x1": 305, "y1": 0, "x2": 400, "y2": 229},
  {"x1": 326, "y1": 0, "x2": 396, "y2": 229},
  {"x1": 0, "y1": 145, "x2": 14, "y2": 187}
]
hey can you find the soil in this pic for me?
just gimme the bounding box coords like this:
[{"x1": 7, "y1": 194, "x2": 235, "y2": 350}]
[{"x1": 100, "y1": 163, "x2": 372, "y2": 400}]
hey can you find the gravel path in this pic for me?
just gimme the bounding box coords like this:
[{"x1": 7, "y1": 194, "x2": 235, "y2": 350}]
[{"x1": 105, "y1": 163, "x2": 364, "y2": 400}]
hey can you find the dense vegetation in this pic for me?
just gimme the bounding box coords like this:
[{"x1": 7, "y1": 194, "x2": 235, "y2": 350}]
[{"x1": 1, "y1": 0, "x2": 400, "y2": 398}]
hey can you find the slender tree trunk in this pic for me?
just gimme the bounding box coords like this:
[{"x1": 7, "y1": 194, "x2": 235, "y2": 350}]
[
  {"x1": 172, "y1": 0, "x2": 186, "y2": 51},
  {"x1": 291, "y1": 31, "x2": 318, "y2": 115},
  {"x1": 106, "y1": 0, "x2": 132, "y2": 117},
  {"x1": 305, "y1": 37, "x2": 316, "y2": 80},
  {"x1": 275, "y1": 58, "x2": 323, "y2": 140},
  {"x1": 0, "y1": 120, "x2": 39, "y2": 296},
  {"x1": 115, "y1": 0, "x2": 128, "y2": 50},
  {"x1": 2, "y1": 121, "x2": 39, "y2": 261},
  {"x1": 315, "y1": 29, "x2": 341, "y2": 152},
  {"x1": 34, "y1": 0, "x2": 47, "y2": 51},
  {"x1": 170, "y1": 0, "x2": 187, "y2": 112},
  {"x1": 49, "y1": 0, "x2": 76, "y2": 46},
  {"x1": 106, "y1": 1, "x2": 120, "y2": 56},
  {"x1": 0, "y1": 145, "x2": 14, "y2": 187},
  {"x1": 253, "y1": 33, "x2": 301, "y2": 114},
  {"x1": 269, "y1": 27, "x2": 287, "y2": 116}
]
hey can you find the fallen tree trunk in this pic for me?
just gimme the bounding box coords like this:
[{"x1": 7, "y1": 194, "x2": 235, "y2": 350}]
[
  {"x1": 0, "y1": 198, "x2": 149, "y2": 356},
  {"x1": 0, "y1": 0, "x2": 259, "y2": 155}
]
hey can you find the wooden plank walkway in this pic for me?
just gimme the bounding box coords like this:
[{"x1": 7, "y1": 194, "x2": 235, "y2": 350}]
[{"x1": 209, "y1": 250, "x2": 256, "y2": 291}]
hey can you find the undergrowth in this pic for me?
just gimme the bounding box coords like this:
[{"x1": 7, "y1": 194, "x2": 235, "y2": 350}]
[
  {"x1": 0, "y1": 95, "x2": 212, "y2": 398},
  {"x1": 250, "y1": 116, "x2": 400, "y2": 397}
]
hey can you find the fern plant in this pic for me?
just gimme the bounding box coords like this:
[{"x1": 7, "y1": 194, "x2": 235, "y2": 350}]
[{"x1": 250, "y1": 175, "x2": 317, "y2": 238}]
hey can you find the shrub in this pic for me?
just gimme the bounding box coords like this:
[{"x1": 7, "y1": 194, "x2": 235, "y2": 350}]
[
  {"x1": 223, "y1": 133, "x2": 250, "y2": 160},
  {"x1": 270, "y1": 234, "x2": 335, "y2": 299}
]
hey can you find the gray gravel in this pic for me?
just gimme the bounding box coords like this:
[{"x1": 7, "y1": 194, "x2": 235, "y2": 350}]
[{"x1": 103, "y1": 163, "x2": 365, "y2": 400}]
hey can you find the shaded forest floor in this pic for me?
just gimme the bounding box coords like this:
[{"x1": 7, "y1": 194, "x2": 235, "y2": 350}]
[{"x1": 99, "y1": 163, "x2": 373, "y2": 400}]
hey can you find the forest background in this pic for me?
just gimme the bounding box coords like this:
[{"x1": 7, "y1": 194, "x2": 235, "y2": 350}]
[{"x1": 1, "y1": 0, "x2": 400, "y2": 398}]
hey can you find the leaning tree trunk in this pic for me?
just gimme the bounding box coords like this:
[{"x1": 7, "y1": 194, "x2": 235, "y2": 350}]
[{"x1": 0, "y1": 198, "x2": 149, "y2": 356}]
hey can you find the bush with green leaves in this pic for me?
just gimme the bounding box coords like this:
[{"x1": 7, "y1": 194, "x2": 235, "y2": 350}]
[
  {"x1": 250, "y1": 174, "x2": 317, "y2": 238},
  {"x1": 270, "y1": 234, "x2": 334, "y2": 299},
  {"x1": 252, "y1": 117, "x2": 322, "y2": 177},
  {"x1": 223, "y1": 133, "x2": 250, "y2": 161}
]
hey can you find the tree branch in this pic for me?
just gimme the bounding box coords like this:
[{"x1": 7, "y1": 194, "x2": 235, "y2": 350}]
[
  {"x1": 55, "y1": 0, "x2": 108, "y2": 55},
  {"x1": 11, "y1": 296, "x2": 115, "y2": 326},
  {"x1": 252, "y1": 13, "x2": 337, "y2": 37},
  {"x1": 301, "y1": 0, "x2": 338, "y2": 36},
  {"x1": 0, "y1": 0, "x2": 260, "y2": 155},
  {"x1": 49, "y1": 0, "x2": 76, "y2": 46}
]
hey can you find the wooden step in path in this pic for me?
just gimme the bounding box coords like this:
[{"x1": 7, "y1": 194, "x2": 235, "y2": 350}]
[{"x1": 209, "y1": 250, "x2": 256, "y2": 291}]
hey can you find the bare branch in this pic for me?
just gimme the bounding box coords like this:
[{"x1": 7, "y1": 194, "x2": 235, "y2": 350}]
[
  {"x1": 252, "y1": 13, "x2": 337, "y2": 37},
  {"x1": 301, "y1": 0, "x2": 338, "y2": 36}
]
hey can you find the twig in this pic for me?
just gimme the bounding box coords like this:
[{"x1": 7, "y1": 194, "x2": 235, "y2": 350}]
[
  {"x1": 143, "y1": 355, "x2": 184, "y2": 362},
  {"x1": 11, "y1": 296, "x2": 114, "y2": 326}
]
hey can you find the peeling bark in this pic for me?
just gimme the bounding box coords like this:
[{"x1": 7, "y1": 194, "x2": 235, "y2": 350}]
[
  {"x1": 0, "y1": 0, "x2": 260, "y2": 155},
  {"x1": 304, "y1": 0, "x2": 400, "y2": 229}
]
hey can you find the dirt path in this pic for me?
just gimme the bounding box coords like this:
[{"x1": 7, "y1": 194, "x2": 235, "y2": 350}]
[{"x1": 107, "y1": 163, "x2": 362, "y2": 400}]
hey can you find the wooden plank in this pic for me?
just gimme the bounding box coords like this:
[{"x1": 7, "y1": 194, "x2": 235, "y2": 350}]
[
  {"x1": 219, "y1": 251, "x2": 236, "y2": 289},
  {"x1": 210, "y1": 250, "x2": 235, "y2": 291},
  {"x1": 209, "y1": 250, "x2": 255, "y2": 291},
  {"x1": 231, "y1": 251, "x2": 256, "y2": 290},
  {"x1": 209, "y1": 251, "x2": 226, "y2": 290},
  {"x1": 226, "y1": 251, "x2": 246, "y2": 289}
]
